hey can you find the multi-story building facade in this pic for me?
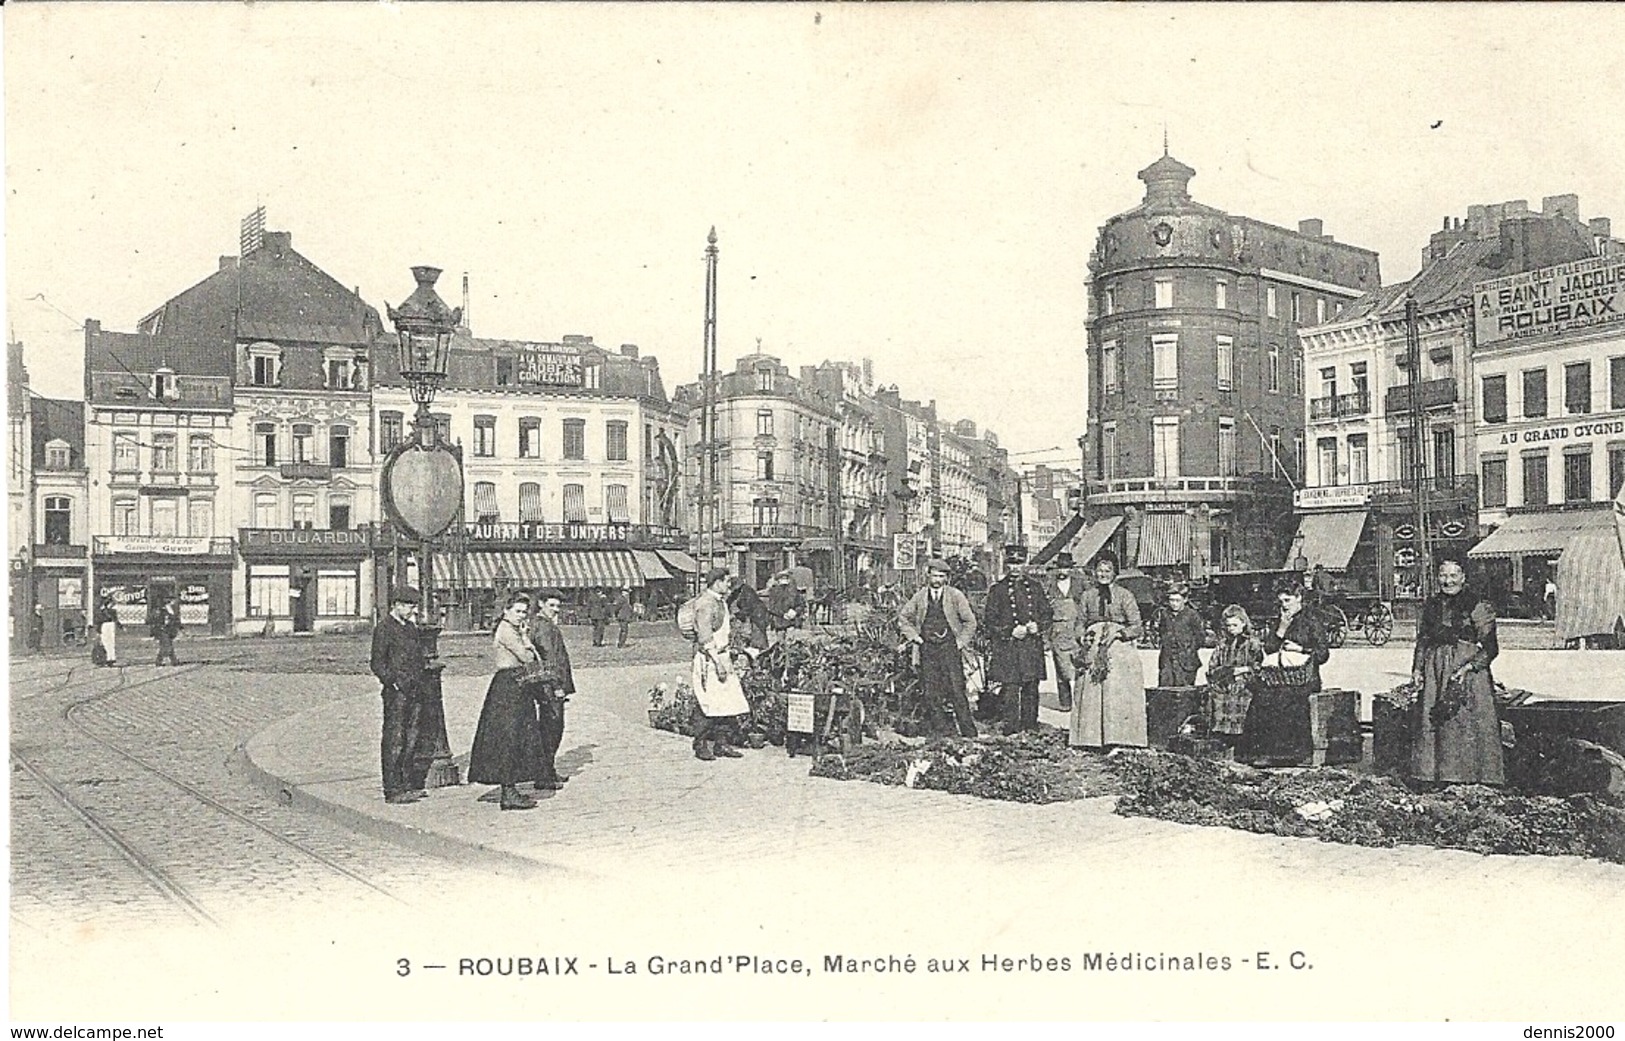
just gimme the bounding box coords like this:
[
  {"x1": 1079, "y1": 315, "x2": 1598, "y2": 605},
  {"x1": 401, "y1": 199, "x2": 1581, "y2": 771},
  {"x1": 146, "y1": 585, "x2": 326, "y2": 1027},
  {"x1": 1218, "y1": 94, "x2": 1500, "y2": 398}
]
[
  {"x1": 8, "y1": 343, "x2": 33, "y2": 649},
  {"x1": 1084, "y1": 151, "x2": 1381, "y2": 581},
  {"x1": 28, "y1": 393, "x2": 91, "y2": 650},
  {"x1": 83, "y1": 321, "x2": 237, "y2": 634},
  {"x1": 806, "y1": 359, "x2": 889, "y2": 586},
  {"x1": 1298, "y1": 197, "x2": 1609, "y2": 604},
  {"x1": 939, "y1": 422, "x2": 987, "y2": 560},
  {"x1": 872, "y1": 387, "x2": 938, "y2": 579},
  {"x1": 374, "y1": 330, "x2": 690, "y2": 627},
  {"x1": 1468, "y1": 252, "x2": 1625, "y2": 621},
  {"x1": 137, "y1": 230, "x2": 382, "y2": 634},
  {"x1": 683, "y1": 353, "x2": 840, "y2": 591}
]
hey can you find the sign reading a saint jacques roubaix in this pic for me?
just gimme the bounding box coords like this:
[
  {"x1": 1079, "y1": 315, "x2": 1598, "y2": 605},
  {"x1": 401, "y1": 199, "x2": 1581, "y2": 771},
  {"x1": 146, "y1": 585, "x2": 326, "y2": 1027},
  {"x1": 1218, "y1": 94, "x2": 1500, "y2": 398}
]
[{"x1": 1474, "y1": 253, "x2": 1625, "y2": 344}]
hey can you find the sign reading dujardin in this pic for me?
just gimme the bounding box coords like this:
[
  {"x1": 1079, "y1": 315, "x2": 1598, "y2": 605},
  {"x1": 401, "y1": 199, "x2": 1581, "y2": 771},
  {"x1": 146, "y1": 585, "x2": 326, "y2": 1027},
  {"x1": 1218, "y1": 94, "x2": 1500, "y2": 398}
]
[{"x1": 1474, "y1": 254, "x2": 1625, "y2": 344}]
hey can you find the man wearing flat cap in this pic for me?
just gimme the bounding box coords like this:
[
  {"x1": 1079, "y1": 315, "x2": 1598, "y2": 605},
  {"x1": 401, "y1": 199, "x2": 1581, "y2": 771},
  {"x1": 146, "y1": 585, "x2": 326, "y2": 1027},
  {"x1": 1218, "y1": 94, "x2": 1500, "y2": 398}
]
[
  {"x1": 986, "y1": 554, "x2": 1054, "y2": 735},
  {"x1": 898, "y1": 559, "x2": 979, "y2": 737},
  {"x1": 369, "y1": 586, "x2": 431, "y2": 804}
]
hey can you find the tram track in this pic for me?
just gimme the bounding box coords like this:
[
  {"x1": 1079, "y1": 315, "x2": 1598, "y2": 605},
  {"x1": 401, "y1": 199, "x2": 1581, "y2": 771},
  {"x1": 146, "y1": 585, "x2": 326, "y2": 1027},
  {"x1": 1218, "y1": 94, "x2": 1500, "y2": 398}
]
[{"x1": 11, "y1": 657, "x2": 410, "y2": 929}]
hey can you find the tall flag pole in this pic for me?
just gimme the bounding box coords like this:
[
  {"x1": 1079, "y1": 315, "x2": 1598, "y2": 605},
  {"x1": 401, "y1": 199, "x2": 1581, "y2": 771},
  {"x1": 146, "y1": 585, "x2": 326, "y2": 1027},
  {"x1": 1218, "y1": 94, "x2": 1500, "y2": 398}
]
[{"x1": 701, "y1": 228, "x2": 720, "y2": 571}]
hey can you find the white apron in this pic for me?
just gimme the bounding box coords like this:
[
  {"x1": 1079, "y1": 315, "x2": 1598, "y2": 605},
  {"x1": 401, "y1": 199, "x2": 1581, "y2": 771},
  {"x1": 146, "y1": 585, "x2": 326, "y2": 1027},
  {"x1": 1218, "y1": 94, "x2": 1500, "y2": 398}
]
[
  {"x1": 100, "y1": 620, "x2": 119, "y2": 663},
  {"x1": 692, "y1": 609, "x2": 750, "y2": 718}
]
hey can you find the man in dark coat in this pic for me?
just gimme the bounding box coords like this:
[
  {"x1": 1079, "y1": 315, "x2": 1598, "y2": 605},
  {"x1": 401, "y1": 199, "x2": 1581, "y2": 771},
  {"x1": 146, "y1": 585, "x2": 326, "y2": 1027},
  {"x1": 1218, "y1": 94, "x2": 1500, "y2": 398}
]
[
  {"x1": 153, "y1": 597, "x2": 182, "y2": 666},
  {"x1": 985, "y1": 562, "x2": 1054, "y2": 734},
  {"x1": 766, "y1": 571, "x2": 803, "y2": 647},
  {"x1": 369, "y1": 586, "x2": 430, "y2": 804},
  {"x1": 586, "y1": 587, "x2": 611, "y2": 646},
  {"x1": 1157, "y1": 582, "x2": 1206, "y2": 686},
  {"x1": 897, "y1": 558, "x2": 979, "y2": 737},
  {"x1": 528, "y1": 588, "x2": 575, "y2": 789},
  {"x1": 612, "y1": 587, "x2": 634, "y2": 647}
]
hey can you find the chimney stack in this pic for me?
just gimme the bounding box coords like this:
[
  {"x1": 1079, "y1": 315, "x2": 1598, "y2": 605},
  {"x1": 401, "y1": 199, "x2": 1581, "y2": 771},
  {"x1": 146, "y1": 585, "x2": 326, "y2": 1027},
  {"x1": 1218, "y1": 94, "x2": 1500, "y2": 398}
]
[
  {"x1": 219, "y1": 256, "x2": 238, "y2": 271},
  {"x1": 1298, "y1": 218, "x2": 1324, "y2": 238}
]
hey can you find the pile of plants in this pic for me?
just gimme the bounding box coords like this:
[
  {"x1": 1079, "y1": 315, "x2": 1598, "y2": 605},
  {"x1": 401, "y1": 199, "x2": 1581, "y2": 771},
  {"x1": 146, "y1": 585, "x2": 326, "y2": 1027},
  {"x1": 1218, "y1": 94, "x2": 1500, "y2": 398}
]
[
  {"x1": 1109, "y1": 748, "x2": 1625, "y2": 864},
  {"x1": 809, "y1": 725, "x2": 1120, "y2": 804}
]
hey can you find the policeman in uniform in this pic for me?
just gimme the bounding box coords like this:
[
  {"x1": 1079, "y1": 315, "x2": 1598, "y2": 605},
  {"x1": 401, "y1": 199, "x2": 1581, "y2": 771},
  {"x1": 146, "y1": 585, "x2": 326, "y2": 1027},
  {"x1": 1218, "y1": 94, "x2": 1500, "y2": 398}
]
[{"x1": 985, "y1": 548, "x2": 1054, "y2": 735}]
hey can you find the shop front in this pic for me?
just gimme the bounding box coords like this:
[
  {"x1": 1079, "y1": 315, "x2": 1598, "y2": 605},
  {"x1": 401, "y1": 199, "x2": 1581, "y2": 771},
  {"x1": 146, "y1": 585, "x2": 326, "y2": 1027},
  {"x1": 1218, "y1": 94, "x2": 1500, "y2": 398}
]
[
  {"x1": 238, "y1": 527, "x2": 372, "y2": 635},
  {"x1": 30, "y1": 544, "x2": 89, "y2": 650},
  {"x1": 91, "y1": 536, "x2": 235, "y2": 636},
  {"x1": 1469, "y1": 506, "x2": 1615, "y2": 623}
]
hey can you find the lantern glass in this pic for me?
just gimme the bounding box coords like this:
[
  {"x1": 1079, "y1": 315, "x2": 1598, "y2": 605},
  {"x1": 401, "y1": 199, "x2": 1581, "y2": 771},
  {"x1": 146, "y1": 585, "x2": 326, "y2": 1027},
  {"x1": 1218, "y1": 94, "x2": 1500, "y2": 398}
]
[{"x1": 397, "y1": 327, "x2": 450, "y2": 381}]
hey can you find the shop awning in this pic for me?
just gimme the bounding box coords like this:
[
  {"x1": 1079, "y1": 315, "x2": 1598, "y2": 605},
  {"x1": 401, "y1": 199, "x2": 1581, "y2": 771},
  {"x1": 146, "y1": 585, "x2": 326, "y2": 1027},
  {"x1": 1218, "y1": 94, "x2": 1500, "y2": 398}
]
[
  {"x1": 656, "y1": 549, "x2": 700, "y2": 573},
  {"x1": 1135, "y1": 512, "x2": 1190, "y2": 568},
  {"x1": 1286, "y1": 511, "x2": 1367, "y2": 571},
  {"x1": 434, "y1": 549, "x2": 644, "y2": 589},
  {"x1": 631, "y1": 549, "x2": 672, "y2": 581},
  {"x1": 1555, "y1": 527, "x2": 1625, "y2": 641},
  {"x1": 1070, "y1": 516, "x2": 1123, "y2": 567},
  {"x1": 1468, "y1": 510, "x2": 1614, "y2": 559}
]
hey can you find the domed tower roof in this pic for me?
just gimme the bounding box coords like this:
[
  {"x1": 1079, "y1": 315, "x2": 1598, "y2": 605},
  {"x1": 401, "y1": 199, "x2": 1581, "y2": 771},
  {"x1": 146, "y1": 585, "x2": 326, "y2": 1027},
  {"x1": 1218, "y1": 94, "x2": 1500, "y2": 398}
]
[{"x1": 1137, "y1": 151, "x2": 1196, "y2": 206}]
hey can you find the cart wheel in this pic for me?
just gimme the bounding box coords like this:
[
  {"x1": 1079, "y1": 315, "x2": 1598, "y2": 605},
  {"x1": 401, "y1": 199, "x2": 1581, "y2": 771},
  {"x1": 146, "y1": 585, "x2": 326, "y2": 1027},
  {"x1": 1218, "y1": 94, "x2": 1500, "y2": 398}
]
[
  {"x1": 1324, "y1": 605, "x2": 1348, "y2": 649},
  {"x1": 1365, "y1": 605, "x2": 1393, "y2": 647}
]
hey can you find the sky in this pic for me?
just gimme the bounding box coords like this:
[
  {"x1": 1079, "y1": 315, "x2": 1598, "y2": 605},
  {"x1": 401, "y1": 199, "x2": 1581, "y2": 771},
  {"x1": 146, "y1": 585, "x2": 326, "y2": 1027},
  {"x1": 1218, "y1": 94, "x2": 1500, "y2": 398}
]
[{"x1": 6, "y1": 3, "x2": 1625, "y2": 469}]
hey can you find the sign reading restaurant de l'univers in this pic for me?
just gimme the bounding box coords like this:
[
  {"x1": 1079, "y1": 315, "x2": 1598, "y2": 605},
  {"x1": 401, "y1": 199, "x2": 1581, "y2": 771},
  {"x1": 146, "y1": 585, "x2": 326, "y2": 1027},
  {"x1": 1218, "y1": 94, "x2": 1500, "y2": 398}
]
[{"x1": 1474, "y1": 254, "x2": 1625, "y2": 344}]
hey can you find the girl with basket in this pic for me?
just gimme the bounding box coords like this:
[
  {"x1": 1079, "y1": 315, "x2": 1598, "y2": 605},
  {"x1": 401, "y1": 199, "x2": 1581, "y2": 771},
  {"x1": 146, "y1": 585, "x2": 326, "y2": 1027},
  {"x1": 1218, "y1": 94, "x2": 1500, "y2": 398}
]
[{"x1": 1238, "y1": 577, "x2": 1330, "y2": 766}]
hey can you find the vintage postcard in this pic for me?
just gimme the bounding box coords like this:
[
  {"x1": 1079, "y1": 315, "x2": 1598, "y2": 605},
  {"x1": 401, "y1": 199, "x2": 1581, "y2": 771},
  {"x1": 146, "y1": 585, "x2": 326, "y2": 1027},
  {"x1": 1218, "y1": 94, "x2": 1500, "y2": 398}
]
[{"x1": 5, "y1": 2, "x2": 1624, "y2": 1033}]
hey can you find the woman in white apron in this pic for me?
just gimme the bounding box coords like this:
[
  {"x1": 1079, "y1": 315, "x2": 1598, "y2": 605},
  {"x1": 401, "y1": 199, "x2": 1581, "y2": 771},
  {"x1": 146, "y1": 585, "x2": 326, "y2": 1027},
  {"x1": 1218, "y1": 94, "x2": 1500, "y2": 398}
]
[
  {"x1": 690, "y1": 569, "x2": 751, "y2": 760},
  {"x1": 95, "y1": 593, "x2": 119, "y2": 666}
]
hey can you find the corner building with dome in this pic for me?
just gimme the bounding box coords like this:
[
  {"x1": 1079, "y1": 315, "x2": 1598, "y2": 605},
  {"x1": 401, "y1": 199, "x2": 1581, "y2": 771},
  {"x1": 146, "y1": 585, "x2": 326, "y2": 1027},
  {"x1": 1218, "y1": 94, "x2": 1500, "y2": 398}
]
[{"x1": 1081, "y1": 152, "x2": 1382, "y2": 582}]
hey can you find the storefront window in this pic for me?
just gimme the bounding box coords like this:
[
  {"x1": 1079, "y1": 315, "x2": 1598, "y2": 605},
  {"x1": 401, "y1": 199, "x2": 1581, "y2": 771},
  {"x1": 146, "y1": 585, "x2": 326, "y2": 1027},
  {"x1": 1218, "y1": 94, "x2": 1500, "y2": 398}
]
[
  {"x1": 317, "y1": 570, "x2": 359, "y2": 616},
  {"x1": 248, "y1": 565, "x2": 290, "y2": 617}
]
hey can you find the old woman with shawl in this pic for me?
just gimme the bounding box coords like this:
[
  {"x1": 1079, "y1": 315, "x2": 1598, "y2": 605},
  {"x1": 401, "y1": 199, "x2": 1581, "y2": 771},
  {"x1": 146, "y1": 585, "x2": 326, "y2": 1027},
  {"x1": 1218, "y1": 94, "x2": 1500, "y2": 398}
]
[
  {"x1": 1071, "y1": 551, "x2": 1147, "y2": 749},
  {"x1": 1409, "y1": 557, "x2": 1504, "y2": 787}
]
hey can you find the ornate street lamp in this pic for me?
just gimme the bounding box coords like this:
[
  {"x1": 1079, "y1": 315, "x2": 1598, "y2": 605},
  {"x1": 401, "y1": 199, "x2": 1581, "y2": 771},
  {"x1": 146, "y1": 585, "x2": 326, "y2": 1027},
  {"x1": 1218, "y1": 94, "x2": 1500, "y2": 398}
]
[{"x1": 382, "y1": 265, "x2": 464, "y2": 789}]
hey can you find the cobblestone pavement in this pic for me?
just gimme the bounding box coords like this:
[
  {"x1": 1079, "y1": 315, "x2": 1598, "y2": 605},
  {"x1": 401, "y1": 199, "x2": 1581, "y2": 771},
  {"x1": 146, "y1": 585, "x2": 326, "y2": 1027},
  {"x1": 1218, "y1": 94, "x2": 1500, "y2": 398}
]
[{"x1": 10, "y1": 631, "x2": 1625, "y2": 1022}]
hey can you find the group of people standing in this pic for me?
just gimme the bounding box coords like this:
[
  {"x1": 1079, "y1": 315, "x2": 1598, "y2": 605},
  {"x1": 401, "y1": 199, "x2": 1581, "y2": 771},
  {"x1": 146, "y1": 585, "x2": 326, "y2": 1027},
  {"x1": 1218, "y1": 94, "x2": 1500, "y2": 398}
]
[
  {"x1": 82, "y1": 591, "x2": 181, "y2": 667},
  {"x1": 584, "y1": 587, "x2": 636, "y2": 648},
  {"x1": 368, "y1": 584, "x2": 573, "y2": 810}
]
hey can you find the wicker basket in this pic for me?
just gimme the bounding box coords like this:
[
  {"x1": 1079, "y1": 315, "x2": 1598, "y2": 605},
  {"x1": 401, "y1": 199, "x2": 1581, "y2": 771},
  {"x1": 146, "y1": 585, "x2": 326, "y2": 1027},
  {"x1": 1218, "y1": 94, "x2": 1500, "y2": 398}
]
[{"x1": 1253, "y1": 663, "x2": 1316, "y2": 690}]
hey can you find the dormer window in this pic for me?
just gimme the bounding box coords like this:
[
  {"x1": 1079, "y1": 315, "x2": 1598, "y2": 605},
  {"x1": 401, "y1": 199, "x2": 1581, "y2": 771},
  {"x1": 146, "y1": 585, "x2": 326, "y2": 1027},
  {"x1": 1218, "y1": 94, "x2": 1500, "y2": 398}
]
[
  {"x1": 153, "y1": 368, "x2": 175, "y2": 401},
  {"x1": 326, "y1": 358, "x2": 351, "y2": 390},
  {"x1": 249, "y1": 343, "x2": 282, "y2": 387},
  {"x1": 44, "y1": 440, "x2": 71, "y2": 470},
  {"x1": 324, "y1": 347, "x2": 364, "y2": 390},
  {"x1": 584, "y1": 362, "x2": 602, "y2": 391},
  {"x1": 757, "y1": 367, "x2": 775, "y2": 392}
]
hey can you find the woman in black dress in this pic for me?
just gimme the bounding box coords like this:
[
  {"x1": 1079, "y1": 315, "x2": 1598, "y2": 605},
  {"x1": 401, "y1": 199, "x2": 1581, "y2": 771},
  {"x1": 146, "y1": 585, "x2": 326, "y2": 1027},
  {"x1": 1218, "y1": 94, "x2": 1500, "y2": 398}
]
[
  {"x1": 1239, "y1": 577, "x2": 1331, "y2": 766},
  {"x1": 467, "y1": 592, "x2": 548, "y2": 810}
]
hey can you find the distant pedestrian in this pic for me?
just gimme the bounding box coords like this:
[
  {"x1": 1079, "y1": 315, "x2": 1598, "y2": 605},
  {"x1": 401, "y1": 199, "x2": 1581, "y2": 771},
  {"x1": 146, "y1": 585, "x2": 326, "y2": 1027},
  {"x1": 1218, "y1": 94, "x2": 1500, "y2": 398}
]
[
  {"x1": 93, "y1": 592, "x2": 119, "y2": 667},
  {"x1": 1157, "y1": 583, "x2": 1205, "y2": 687},
  {"x1": 527, "y1": 588, "x2": 575, "y2": 789},
  {"x1": 986, "y1": 560, "x2": 1053, "y2": 735},
  {"x1": 467, "y1": 592, "x2": 548, "y2": 811},
  {"x1": 28, "y1": 602, "x2": 44, "y2": 652},
  {"x1": 369, "y1": 586, "x2": 431, "y2": 805},
  {"x1": 766, "y1": 571, "x2": 803, "y2": 647},
  {"x1": 613, "y1": 586, "x2": 634, "y2": 648},
  {"x1": 689, "y1": 567, "x2": 749, "y2": 761},
  {"x1": 153, "y1": 597, "x2": 182, "y2": 666},
  {"x1": 587, "y1": 587, "x2": 611, "y2": 646},
  {"x1": 1544, "y1": 573, "x2": 1558, "y2": 621},
  {"x1": 897, "y1": 558, "x2": 979, "y2": 738}
]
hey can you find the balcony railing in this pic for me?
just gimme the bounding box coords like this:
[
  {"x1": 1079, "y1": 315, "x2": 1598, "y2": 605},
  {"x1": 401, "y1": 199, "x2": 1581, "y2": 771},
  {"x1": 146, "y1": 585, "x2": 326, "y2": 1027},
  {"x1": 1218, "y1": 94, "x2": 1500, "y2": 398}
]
[
  {"x1": 1309, "y1": 390, "x2": 1371, "y2": 420},
  {"x1": 1384, "y1": 378, "x2": 1458, "y2": 415},
  {"x1": 1368, "y1": 474, "x2": 1478, "y2": 504},
  {"x1": 1085, "y1": 474, "x2": 1293, "y2": 498},
  {"x1": 32, "y1": 542, "x2": 87, "y2": 560},
  {"x1": 280, "y1": 462, "x2": 333, "y2": 480}
]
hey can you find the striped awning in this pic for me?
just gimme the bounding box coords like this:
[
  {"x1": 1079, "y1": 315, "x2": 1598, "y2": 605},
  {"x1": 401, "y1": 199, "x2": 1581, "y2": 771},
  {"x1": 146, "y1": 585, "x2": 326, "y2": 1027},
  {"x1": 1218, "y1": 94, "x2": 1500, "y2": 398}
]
[
  {"x1": 1555, "y1": 527, "x2": 1625, "y2": 641},
  {"x1": 1070, "y1": 516, "x2": 1123, "y2": 566},
  {"x1": 1468, "y1": 509, "x2": 1613, "y2": 560},
  {"x1": 1286, "y1": 511, "x2": 1367, "y2": 571},
  {"x1": 1135, "y1": 512, "x2": 1191, "y2": 568},
  {"x1": 433, "y1": 549, "x2": 644, "y2": 588},
  {"x1": 656, "y1": 548, "x2": 700, "y2": 573},
  {"x1": 631, "y1": 549, "x2": 672, "y2": 581}
]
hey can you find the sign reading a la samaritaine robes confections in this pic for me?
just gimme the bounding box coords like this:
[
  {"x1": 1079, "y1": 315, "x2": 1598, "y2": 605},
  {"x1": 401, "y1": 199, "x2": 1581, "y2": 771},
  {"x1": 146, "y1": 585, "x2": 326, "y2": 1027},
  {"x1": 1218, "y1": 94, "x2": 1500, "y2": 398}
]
[
  {"x1": 1474, "y1": 254, "x2": 1625, "y2": 344},
  {"x1": 517, "y1": 350, "x2": 583, "y2": 387}
]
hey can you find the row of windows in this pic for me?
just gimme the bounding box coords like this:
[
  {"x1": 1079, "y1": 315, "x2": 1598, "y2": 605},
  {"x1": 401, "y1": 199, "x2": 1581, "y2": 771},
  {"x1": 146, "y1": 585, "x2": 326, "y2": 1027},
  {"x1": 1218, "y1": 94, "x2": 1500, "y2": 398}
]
[
  {"x1": 246, "y1": 565, "x2": 360, "y2": 618},
  {"x1": 109, "y1": 497, "x2": 219, "y2": 537},
  {"x1": 250, "y1": 493, "x2": 353, "y2": 530},
  {"x1": 1481, "y1": 446, "x2": 1625, "y2": 508},
  {"x1": 466, "y1": 481, "x2": 633, "y2": 525},
  {"x1": 1100, "y1": 335, "x2": 1300, "y2": 396},
  {"x1": 245, "y1": 350, "x2": 368, "y2": 391},
  {"x1": 1101, "y1": 276, "x2": 1344, "y2": 324},
  {"x1": 1097, "y1": 418, "x2": 1302, "y2": 481},
  {"x1": 378, "y1": 413, "x2": 630, "y2": 462},
  {"x1": 251, "y1": 423, "x2": 352, "y2": 468},
  {"x1": 1481, "y1": 357, "x2": 1625, "y2": 423},
  {"x1": 111, "y1": 432, "x2": 217, "y2": 474}
]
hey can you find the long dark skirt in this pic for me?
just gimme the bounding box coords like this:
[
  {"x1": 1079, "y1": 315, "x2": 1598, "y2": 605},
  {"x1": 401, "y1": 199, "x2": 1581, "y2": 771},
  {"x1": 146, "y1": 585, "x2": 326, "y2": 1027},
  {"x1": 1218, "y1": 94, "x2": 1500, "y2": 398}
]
[
  {"x1": 1410, "y1": 641, "x2": 1504, "y2": 785},
  {"x1": 1238, "y1": 682, "x2": 1314, "y2": 765},
  {"x1": 467, "y1": 669, "x2": 547, "y2": 786}
]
